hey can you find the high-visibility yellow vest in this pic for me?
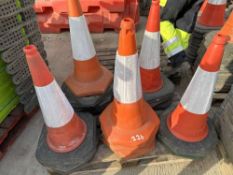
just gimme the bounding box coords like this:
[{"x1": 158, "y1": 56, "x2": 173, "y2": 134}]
[{"x1": 160, "y1": 0, "x2": 190, "y2": 58}]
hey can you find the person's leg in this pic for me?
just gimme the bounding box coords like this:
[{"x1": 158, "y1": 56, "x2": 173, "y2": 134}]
[
  {"x1": 160, "y1": 0, "x2": 196, "y2": 22},
  {"x1": 175, "y1": 0, "x2": 204, "y2": 64}
]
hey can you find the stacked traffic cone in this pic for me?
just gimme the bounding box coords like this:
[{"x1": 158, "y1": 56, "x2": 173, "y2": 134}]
[
  {"x1": 24, "y1": 45, "x2": 97, "y2": 174},
  {"x1": 196, "y1": 0, "x2": 226, "y2": 32},
  {"x1": 139, "y1": 0, "x2": 174, "y2": 109},
  {"x1": 100, "y1": 18, "x2": 160, "y2": 158},
  {"x1": 159, "y1": 33, "x2": 228, "y2": 158},
  {"x1": 62, "y1": 0, "x2": 113, "y2": 113},
  {"x1": 220, "y1": 11, "x2": 233, "y2": 43},
  {"x1": 186, "y1": 0, "x2": 209, "y2": 64},
  {"x1": 197, "y1": 0, "x2": 208, "y2": 17}
]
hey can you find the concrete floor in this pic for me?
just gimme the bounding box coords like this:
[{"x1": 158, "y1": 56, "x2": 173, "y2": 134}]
[{"x1": 1, "y1": 17, "x2": 233, "y2": 175}]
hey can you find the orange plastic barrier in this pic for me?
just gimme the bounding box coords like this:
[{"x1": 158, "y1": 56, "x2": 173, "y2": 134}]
[{"x1": 34, "y1": 0, "x2": 139, "y2": 33}]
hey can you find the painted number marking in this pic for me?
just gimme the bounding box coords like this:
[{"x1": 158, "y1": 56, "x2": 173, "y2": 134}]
[{"x1": 131, "y1": 134, "x2": 144, "y2": 142}]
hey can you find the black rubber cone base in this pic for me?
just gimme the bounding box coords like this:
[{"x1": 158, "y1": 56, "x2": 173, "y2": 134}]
[
  {"x1": 144, "y1": 74, "x2": 175, "y2": 109},
  {"x1": 36, "y1": 112, "x2": 97, "y2": 175},
  {"x1": 62, "y1": 83, "x2": 113, "y2": 114},
  {"x1": 195, "y1": 24, "x2": 221, "y2": 34},
  {"x1": 192, "y1": 30, "x2": 205, "y2": 39},
  {"x1": 158, "y1": 105, "x2": 218, "y2": 159}
]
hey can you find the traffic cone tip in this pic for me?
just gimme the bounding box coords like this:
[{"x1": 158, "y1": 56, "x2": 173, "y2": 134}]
[
  {"x1": 120, "y1": 18, "x2": 135, "y2": 31},
  {"x1": 24, "y1": 45, "x2": 54, "y2": 87},
  {"x1": 152, "y1": 0, "x2": 159, "y2": 5},
  {"x1": 146, "y1": 0, "x2": 160, "y2": 32},
  {"x1": 68, "y1": 0, "x2": 83, "y2": 17},
  {"x1": 118, "y1": 18, "x2": 137, "y2": 56},
  {"x1": 23, "y1": 45, "x2": 37, "y2": 55},
  {"x1": 199, "y1": 33, "x2": 228, "y2": 72},
  {"x1": 220, "y1": 11, "x2": 233, "y2": 43},
  {"x1": 213, "y1": 33, "x2": 230, "y2": 44}
]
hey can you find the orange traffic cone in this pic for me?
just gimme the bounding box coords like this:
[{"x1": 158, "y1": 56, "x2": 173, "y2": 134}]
[
  {"x1": 196, "y1": 0, "x2": 226, "y2": 32},
  {"x1": 24, "y1": 45, "x2": 97, "y2": 174},
  {"x1": 139, "y1": 0, "x2": 174, "y2": 109},
  {"x1": 62, "y1": 0, "x2": 113, "y2": 113},
  {"x1": 100, "y1": 18, "x2": 160, "y2": 158},
  {"x1": 159, "y1": 33, "x2": 229, "y2": 158},
  {"x1": 220, "y1": 11, "x2": 233, "y2": 43},
  {"x1": 197, "y1": 0, "x2": 208, "y2": 17}
]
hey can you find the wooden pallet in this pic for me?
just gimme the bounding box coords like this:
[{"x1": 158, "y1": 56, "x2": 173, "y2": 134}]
[
  {"x1": 96, "y1": 47, "x2": 167, "y2": 73},
  {"x1": 45, "y1": 104, "x2": 230, "y2": 175},
  {"x1": 0, "y1": 104, "x2": 38, "y2": 160},
  {"x1": 97, "y1": 48, "x2": 116, "y2": 72},
  {"x1": 46, "y1": 141, "x2": 230, "y2": 175}
]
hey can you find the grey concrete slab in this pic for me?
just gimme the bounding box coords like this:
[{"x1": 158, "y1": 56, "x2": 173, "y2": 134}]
[{"x1": 0, "y1": 111, "x2": 48, "y2": 175}]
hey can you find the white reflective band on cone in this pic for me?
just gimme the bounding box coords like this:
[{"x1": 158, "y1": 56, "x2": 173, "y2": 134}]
[
  {"x1": 114, "y1": 53, "x2": 142, "y2": 104},
  {"x1": 140, "y1": 31, "x2": 160, "y2": 69},
  {"x1": 35, "y1": 80, "x2": 74, "y2": 128},
  {"x1": 208, "y1": 0, "x2": 226, "y2": 5},
  {"x1": 69, "y1": 16, "x2": 96, "y2": 61},
  {"x1": 181, "y1": 66, "x2": 218, "y2": 114},
  {"x1": 166, "y1": 45, "x2": 184, "y2": 58}
]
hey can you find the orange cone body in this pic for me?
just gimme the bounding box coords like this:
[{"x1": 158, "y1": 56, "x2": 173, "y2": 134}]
[
  {"x1": 220, "y1": 11, "x2": 233, "y2": 43},
  {"x1": 24, "y1": 45, "x2": 87, "y2": 153},
  {"x1": 65, "y1": 0, "x2": 112, "y2": 96},
  {"x1": 197, "y1": 0, "x2": 226, "y2": 28},
  {"x1": 100, "y1": 18, "x2": 160, "y2": 158},
  {"x1": 167, "y1": 34, "x2": 228, "y2": 142},
  {"x1": 198, "y1": 0, "x2": 208, "y2": 17},
  {"x1": 139, "y1": 0, "x2": 163, "y2": 92}
]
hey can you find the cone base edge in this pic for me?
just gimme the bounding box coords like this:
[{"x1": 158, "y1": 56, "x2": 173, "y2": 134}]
[
  {"x1": 64, "y1": 66, "x2": 113, "y2": 97},
  {"x1": 35, "y1": 112, "x2": 98, "y2": 174},
  {"x1": 144, "y1": 74, "x2": 175, "y2": 109},
  {"x1": 195, "y1": 23, "x2": 222, "y2": 34},
  {"x1": 100, "y1": 100, "x2": 160, "y2": 159},
  {"x1": 62, "y1": 83, "x2": 113, "y2": 114},
  {"x1": 158, "y1": 104, "x2": 218, "y2": 159}
]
